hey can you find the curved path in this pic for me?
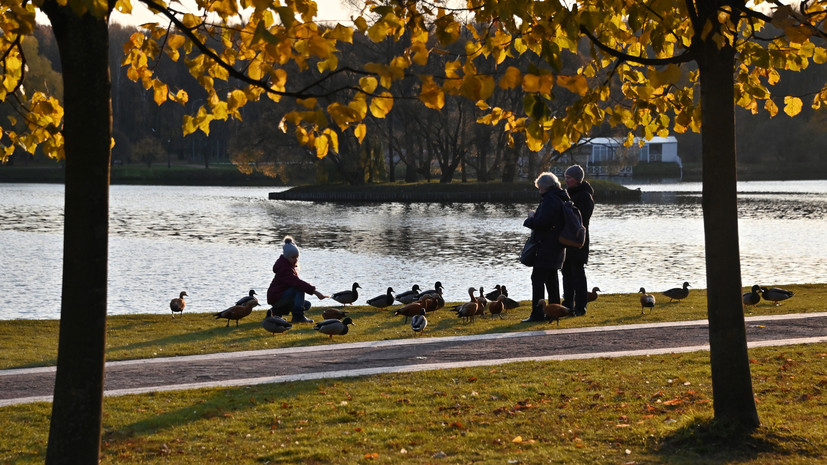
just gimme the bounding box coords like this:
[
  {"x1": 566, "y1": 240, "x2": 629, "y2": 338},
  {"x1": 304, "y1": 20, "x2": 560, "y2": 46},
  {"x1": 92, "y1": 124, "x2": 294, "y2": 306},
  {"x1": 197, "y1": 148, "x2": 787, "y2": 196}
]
[{"x1": 2, "y1": 313, "x2": 826, "y2": 407}]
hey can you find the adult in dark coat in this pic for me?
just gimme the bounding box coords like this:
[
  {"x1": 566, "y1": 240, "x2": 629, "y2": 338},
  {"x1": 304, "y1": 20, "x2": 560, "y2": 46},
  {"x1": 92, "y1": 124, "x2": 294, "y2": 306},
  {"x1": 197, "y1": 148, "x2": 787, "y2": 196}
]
[
  {"x1": 561, "y1": 165, "x2": 595, "y2": 316},
  {"x1": 267, "y1": 236, "x2": 328, "y2": 323},
  {"x1": 522, "y1": 172, "x2": 570, "y2": 322}
]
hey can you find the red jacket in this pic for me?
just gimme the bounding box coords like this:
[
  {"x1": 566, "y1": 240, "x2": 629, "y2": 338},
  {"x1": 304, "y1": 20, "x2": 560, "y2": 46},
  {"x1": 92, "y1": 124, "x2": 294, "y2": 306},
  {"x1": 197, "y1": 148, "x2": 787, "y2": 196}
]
[{"x1": 266, "y1": 255, "x2": 316, "y2": 304}]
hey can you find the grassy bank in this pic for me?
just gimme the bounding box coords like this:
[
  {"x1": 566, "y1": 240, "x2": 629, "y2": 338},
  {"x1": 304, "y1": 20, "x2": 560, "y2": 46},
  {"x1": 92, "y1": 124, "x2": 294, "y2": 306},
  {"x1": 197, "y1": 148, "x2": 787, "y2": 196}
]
[
  {"x1": 1, "y1": 283, "x2": 823, "y2": 371},
  {"x1": 0, "y1": 164, "x2": 285, "y2": 186}
]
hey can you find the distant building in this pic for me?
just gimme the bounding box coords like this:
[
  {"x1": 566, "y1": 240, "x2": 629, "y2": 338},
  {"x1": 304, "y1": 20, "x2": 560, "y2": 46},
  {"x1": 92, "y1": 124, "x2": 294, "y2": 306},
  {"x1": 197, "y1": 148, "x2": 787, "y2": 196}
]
[{"x1": 561, "y1": 136, "x2": 681, "y2": 176}]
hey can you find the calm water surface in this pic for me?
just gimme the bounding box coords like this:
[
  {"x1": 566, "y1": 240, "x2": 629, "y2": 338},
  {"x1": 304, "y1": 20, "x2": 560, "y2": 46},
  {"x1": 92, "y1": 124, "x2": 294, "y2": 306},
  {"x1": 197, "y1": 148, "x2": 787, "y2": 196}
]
[{"x1": 1, "y1": 181, "x2": 825, "y2": 320}]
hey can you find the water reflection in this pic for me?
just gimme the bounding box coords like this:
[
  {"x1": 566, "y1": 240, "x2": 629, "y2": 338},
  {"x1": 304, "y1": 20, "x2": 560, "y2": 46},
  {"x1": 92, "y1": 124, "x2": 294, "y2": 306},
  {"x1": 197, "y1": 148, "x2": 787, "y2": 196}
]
[{"x1": 1, "y1": 181, "x2": 826, "y2": 320}]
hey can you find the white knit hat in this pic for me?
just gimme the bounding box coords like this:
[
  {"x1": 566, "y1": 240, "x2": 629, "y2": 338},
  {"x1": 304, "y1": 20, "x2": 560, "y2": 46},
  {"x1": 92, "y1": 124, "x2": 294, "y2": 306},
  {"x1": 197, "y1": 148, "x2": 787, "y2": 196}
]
[{"x1": 282, "y1": 236, "x2": 299, "y2": 258}]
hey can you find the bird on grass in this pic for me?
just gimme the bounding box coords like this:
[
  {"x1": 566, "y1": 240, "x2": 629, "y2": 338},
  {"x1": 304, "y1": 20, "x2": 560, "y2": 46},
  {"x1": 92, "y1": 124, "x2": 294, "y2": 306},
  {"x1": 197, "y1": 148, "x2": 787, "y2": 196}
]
[
  {"x1": 456, "y1": 287, "x2": 481, "y2": 323},
  {"x1": 418, "y1": 281, "x2": 444, "y2": 297},
  {"x1": 639, "y1": 288, "x2": 656, "y2": 314},
  {"x1": 214, "y1": 299, "x2": 258, "y2": 327},
  {"x1": 395, "y1": 301, "x2": 426, "y2": 323},
  {"x1": 367, "y1": 287, "x2": 395, "y2": 310},
  {"x1": 321, "y1": 308, "x2": 349, "y2": 320},
  {"x1": 761, "y1": 287, "x2": 794, "y2": 306},
  {"x1": 488, "y1": 295, "x2": 506, "y2": 320},
  {"x1": 587, "y1": 287, "x2": 601, "y2": 303},
  {"x1": 662, "y1": 282, "x2": 690, "y2": 302},
  {"x1": 314, "y1": 317, "x2": 355, "y2": 339},
  {"x1": 539, "y1": 300, "x2": 570, "y2": 325},
  {"x1": 331, "y1": 282, "x2": 360, "y2": 306},
  {"x1": 236, "y1": 289, "x2": 258, "y2": 306},
  {"x1": 743, "y1": 285, "x2": 762, "y2": 307},
  {"x1": 499, "y1": 286, "x2": 520, "y2": 312},
  {"x1": 411, "y1": 309, "x2": 428, "y2": 336},
  {"x1": 170, "y1": 291, "x2": 188, "y2": 319},
  {"x1": 485, "y1": 285, "x2": 502, "y2": 301},
  {"x1": 395, "y1": 285, "x2": 422, "y2": 304},
  {"x1": 261, "y1": 315, "x2": 292, "y2": 335}
]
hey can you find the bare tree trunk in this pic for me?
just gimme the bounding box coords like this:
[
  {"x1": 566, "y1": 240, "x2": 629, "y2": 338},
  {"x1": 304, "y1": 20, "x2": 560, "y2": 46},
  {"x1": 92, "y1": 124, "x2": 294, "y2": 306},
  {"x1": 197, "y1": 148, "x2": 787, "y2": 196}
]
[
  {"x1": 698, "y1": 34, "x2": 760, "y2": 430},
  {"x1": 42, "y1": 4, "x2": 112, "y2": 464}
]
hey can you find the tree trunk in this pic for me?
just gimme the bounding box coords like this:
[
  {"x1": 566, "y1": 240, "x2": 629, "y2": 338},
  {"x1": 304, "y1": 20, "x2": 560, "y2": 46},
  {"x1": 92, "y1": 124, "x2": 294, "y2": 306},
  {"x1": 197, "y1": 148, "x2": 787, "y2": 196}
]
[
  {"x1": 42, "y1": 5, "x2": 112, "y2": 464},
  {"x1": 697, "y1": 37, "x2": 760, "y2": 429}
]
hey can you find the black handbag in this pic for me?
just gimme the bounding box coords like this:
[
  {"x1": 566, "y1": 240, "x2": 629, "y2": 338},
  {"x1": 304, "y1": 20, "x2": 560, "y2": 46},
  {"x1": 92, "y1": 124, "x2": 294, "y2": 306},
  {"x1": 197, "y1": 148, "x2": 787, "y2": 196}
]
[{"x1": 519, "y1": 234, "x2": 539, "y2": 266}]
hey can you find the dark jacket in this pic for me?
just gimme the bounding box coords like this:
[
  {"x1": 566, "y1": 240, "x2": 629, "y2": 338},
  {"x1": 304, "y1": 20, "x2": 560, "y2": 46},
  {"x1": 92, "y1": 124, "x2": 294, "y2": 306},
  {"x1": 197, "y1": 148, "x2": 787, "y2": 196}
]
[
  {"x1": 565, "y1": 180, "x2": 595, "y2": 263},
  {"x1": 267, "y1": 255, "x2": 316, "y2": 305},
  {"x1": 523, "y1": 187, "x2": 569, "y2": 270}
]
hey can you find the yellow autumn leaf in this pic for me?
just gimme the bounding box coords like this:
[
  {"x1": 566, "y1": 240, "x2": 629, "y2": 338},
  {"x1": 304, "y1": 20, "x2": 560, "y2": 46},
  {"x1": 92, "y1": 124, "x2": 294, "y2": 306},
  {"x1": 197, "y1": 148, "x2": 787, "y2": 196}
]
[
  {"x1": 522, "y1": 74, "x2": 540, "y2": 93},
  {"x1": 354, "y1": 123, "x2": 366, "y2": 143},
  {"x1": 499, "y1": 66, "x2": 522, "y2": 89},
  {"x1": 297, "y1": 98, "x2": 317, "y2": 109},
  {"x1": 152, "y1": 80, "x2": 168, "y2": 105},
  {"x1": 557, "y1": 75, "x2": 588, "y2": 97},
  {"x1": 764, "y1": 98, "x2": 778, "y2": 117},
  {"x1": 783, "y1": 96, "x2": 802, "y2": 116},
  {"x1": 369, "y1": 92, "x2": 394, "y2": 118},
  {"x1": 814, "y1": 47, "x2": 827, "y2": 65},
  {"x1": 419, "y1": 76, "x2": 445, "y2": 110},
  {"x1": 360, "y1": 76, "x2": 378, "y2": 94}
]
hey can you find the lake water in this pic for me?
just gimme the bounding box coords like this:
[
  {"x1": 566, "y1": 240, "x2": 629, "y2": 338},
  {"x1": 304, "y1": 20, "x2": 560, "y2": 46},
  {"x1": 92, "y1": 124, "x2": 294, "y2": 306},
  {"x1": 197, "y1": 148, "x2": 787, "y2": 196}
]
[{"x1": 1, "y1": 180, "x2": 825, "y2": 320}]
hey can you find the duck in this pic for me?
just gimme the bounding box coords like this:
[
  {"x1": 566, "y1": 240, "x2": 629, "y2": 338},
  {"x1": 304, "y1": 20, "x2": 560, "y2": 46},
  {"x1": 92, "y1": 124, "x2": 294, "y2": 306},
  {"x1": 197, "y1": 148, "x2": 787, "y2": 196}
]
[
  {"x1": 321, "y1": 308, "x2": 349, "y2": 320},
  {"x1": 539, "y1": 300, "x2": 570, "y2": 325},
  {"x1": 499, "y1": 286, "x2": 520, "y2": 311},
  {"x1": 587, "y1": 287, "x2": 601, "y2": 303},
  {"x1": 170, "y1": 291, "x2": 188, "y2": 318},
  {"x1": 488, "y1": 295, "x2": 506, "y2": 319},
  {"x1": 411, "y1": 309, "x2": 428, "y2": 336},
  {"x1": 236, "y1": 289, "x2": 258, "y2": 306},
  {"x1": 456, "y1": 287, "x2": 480, "y2": 322},
  {"x1": 214, "y1": 298, "x2": 258, "y2": 327},
  {"x1": 485, "y1": 285, "x2": 502, "y2": 301},
  {"x1": 418, "y1": 294, "x2": 440, "y2": 312},
  {"x1": 331, "y1": 282, "x2": 360, "y2": 306},
  {"x1": 395, "y1": 285, "x2": 422, "y2": 304},
  {"x1": 477, "y1": 286, "x2": 489, "y2": 310},
  {"x1": 662, "y1": 282, "x2": 690, "y2": 302},
  {"x1": 639, "y1": 287, "x2": 656, "y2": 314},
  {"x1": 418, "y1": 281, "x2": 444, "y2": 297},
  {"x1": 743, "y1": 285, "x2": 762, "y2": 307},
  {"x1": 367, "y1": 287, "x2": 395, "y2": 310},
  {"x1": 761, "y1": 287, "x2": 794, "y2": 306},
  {"x1": 261, "y1": 315, "x2": 292, "y2": 335},
  {"x1": 313, "y1": 317, "x2": 355, "y2": 339},
  {"x1": 395, "y1": 301, "x2": 425, "y2": 323}
]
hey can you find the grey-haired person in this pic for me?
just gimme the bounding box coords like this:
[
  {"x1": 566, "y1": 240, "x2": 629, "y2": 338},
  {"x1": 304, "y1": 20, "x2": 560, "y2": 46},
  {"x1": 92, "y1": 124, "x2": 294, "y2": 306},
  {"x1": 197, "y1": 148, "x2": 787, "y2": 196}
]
[{"x1": 266, "y1": 236, "x2": 328, "y2": 323}]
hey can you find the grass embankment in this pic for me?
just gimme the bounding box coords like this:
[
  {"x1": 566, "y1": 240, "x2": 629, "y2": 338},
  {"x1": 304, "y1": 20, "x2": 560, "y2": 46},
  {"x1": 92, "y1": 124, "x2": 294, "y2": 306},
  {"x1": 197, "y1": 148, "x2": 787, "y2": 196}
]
[
  {"x1": 2, "y1": 285, "x2": 825, "y2": 464},
  {"x1": 0, "y1": 164, "x2": 284, "y2": 186}
]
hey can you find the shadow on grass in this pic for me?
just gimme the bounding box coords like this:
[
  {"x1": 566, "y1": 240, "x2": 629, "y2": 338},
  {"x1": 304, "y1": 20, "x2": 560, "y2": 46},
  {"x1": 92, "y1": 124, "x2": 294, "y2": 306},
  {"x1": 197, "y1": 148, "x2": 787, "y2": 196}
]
[{"x1": 654, "y1": 418, "x2": 821, "y2": 463}]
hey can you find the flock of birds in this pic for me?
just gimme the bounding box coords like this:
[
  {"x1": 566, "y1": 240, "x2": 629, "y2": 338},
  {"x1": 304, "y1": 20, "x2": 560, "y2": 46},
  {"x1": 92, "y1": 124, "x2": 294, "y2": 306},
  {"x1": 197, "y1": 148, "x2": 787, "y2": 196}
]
[{"x1": 166, "y1": 280, "x2": 796, "y2": 339}]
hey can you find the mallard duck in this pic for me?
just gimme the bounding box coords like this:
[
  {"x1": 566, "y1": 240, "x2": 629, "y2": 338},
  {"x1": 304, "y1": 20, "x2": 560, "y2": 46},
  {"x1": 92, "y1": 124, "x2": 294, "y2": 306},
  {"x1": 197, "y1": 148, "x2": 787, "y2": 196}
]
[
  {"x1": 367, "y1": 287, "x2": 395, "y2": 310},
  {"x1": 331, "y1": 282, "x2": 360, "y2": 306},
  {"x1": 743, "y1": 285, "x2": 762, "y2": 307},
  {"x1": 395, "y1": 301, "x2": 425, "y2": 323},
  {"x1": 485, "y1": 285, "x2": 502, "y2": 301},
  {"x1": 395, "y1": 285, "x2": 422, "y2": 304},
  {"x1": 261, "y1": 315, "x2": 292, "y2": 335},
  {"x1": 639, "y1": 287, "x2": 656, "y2": 314},
  {"x1": 313, "y1": 317, "x2": 355, "y2": 339},
  {"x1": 539, "y1": 300, "x2": 570, "y2": 325},
  {"x1": 662, "y1": 282, "x2": 690, "y2": 302},
  {"x1": 170, "y1": 291, "x2": 188, "y2": 318},
  {"x1": 411, "y1": 309, "x2": 428, "y2": 336},
  {"x1": 498, "y1": 286, "x2": 520, "y2": 311},
  {"x1": 214, "y1": 299, "x2": 258, "y2": 327},
  {"x1": 761, "y1": 287, "x2": 794, "y2": 306},
  {"x1": 418, "y1": 281, "x2": 444, "y2": 297},
  {"x1": 488, "y1": 295, "x2": 506, "y2": 319},
  {"x1": 587, "y1": 287, "x2": 601, "y2": 303},
  {"x1": 321, "y1": 308, "x2": 349, "y2": 320},
  {"x1": 236, "y1": 289, "x2": 257, "y2": 306}
]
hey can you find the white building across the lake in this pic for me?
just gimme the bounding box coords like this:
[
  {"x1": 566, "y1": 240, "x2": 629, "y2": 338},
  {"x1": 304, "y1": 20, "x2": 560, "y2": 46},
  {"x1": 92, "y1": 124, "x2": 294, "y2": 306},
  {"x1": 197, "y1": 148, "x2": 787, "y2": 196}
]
[{"x1": 560, "y1": 136, "x2": 681, "y2": 176}]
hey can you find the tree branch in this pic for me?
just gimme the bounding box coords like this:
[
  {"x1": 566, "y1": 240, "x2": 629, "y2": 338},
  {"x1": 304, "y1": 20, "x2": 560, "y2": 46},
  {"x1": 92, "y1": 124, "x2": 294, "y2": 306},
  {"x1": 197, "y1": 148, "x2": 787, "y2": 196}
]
[{"x1": 579, "y1": 25, "x2": 695, "y2": 66}]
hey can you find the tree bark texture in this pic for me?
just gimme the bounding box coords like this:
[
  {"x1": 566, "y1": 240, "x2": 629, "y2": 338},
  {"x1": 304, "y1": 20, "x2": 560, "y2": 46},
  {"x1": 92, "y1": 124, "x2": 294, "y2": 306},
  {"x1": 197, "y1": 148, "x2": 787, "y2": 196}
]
[
  {"x1": 697, "y1": 36, "x2": 760, "y2": 429},
  {"x1": 42, "y1": 4, "x2": 112, "y2": 464}
]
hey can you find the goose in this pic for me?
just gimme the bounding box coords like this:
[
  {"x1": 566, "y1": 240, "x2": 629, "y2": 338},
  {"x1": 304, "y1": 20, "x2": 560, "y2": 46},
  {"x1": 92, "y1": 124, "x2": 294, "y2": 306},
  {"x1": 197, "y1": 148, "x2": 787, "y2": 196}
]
[
  {"x1": 331, "y1": 282, "x2": 360, "y2": 306},
  {"x1": 485, "y1": 285, "x2": 502, "y2": 301},
  {"x1": 395, "y1": 285, "x2": 422, "y2": 304},
  {"x1": 321, "y1": 308, "x2": 349, "y2": 320},
  {"x1": 394, "y1": 301, "x2": 425, "y2": 323},
  {"x1": 214, "y1": 299, "x2": 258, "y2": 327},
  {"x1": 539, "y1": 300, "x2": 570, "y2": 325},
  {"x1": 743, "y1": 285, "x2": 762, "y2": 307},
  {"x1": 170, "y1": 291, "x2": 188, "y2": 318},
  {"x1": 761, "y1": 287, "x2": 794, "y2": 306},
  {"x1": 313, "y1": 317, "x2": 355, "y2": 339},
  {"x1": 587, "y1": 287, "x2": 601, "y2": 303},
  {"x1": 662, "y1": 282, "x2": 690, "y2": 302},
  {"x1": 366, "y1": 287, "x2": 395, "y2": 310},
  {"x1": 411, "y1": 309, "x2": 428, "y2": 336},
  {"x1": 418, "y1": 281, "x2": 444, "y2": 297},
  {"x1": 261, "y1": 315, "x2": 292, "y2": 335},
  {"x1": 639, "y1": 287, "x2": 656, "y2": 314},
  {"x1": 236, "y1": 289, "x2": 258, "y2": 306},
  {"x1": 488, "y1": 295, "x2": 506, "y2": 319}
]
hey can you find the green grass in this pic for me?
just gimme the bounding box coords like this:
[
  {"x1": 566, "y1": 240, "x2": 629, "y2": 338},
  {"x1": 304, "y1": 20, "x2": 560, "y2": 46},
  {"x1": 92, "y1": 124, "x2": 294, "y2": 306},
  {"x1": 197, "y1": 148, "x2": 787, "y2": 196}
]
[
  {"x1": 1, "y1": 344, "x2": 825, "y2": 464},
  {"x1": 1, "y1": 283, "x2": 824, "y2": 371}
]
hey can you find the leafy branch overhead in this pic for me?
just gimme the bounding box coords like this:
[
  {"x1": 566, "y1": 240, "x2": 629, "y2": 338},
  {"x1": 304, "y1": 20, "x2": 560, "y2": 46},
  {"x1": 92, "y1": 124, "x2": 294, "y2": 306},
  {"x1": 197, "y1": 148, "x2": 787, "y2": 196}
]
[{"x1": 2, "y1": 0, "x2": 827, "y2": 160}]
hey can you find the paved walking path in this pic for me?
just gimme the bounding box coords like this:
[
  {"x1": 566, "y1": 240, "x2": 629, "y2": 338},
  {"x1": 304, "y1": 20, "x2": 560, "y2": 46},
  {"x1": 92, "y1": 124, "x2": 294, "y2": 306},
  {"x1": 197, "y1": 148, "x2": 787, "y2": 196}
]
[{"x1": 2, "y1": 313, "x2": 826, "y2": 407}]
